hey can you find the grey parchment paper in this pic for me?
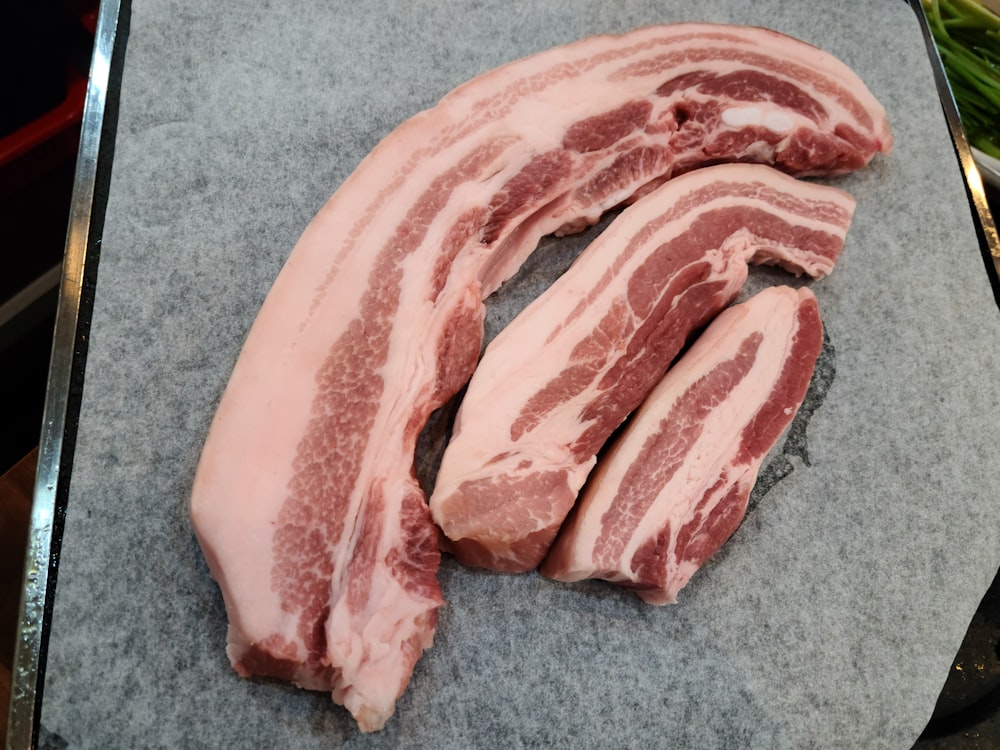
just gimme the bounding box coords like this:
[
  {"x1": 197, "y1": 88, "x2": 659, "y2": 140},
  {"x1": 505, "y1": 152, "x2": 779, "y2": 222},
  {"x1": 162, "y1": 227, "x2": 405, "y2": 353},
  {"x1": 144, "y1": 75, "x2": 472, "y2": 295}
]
[{"x1": 38, "y1": 1, "x2": 1000, "y2": 748}]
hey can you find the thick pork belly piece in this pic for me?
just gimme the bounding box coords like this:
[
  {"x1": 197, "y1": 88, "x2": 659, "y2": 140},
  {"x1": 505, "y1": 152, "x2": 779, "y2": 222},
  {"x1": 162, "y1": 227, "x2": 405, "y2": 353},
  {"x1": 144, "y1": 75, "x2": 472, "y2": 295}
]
[
  {"x1": 430, "y1": 165, "x2": 853, "y2": 573},
  {"x1": 191, "y1": 24, "x2": 888, "y2": 732},
  {"x1": 540, "y1": 285, "x2": 823, "y2": 604}
]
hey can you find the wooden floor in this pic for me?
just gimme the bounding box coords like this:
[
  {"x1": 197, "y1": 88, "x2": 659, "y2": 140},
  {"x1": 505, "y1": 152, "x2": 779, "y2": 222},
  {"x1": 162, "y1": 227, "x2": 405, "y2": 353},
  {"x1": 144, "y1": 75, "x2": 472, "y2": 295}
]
[{"x1": 0, "y1": 449, "x2": 36, "y2": 742}]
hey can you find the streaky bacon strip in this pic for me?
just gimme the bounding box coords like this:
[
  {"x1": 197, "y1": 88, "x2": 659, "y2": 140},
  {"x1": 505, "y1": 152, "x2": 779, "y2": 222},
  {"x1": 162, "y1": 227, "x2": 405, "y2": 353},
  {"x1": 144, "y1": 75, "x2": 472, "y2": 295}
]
[
  {"x1": 190, "y1": 23, "x2": 889, "y2": 731},
  {"x1": 539, "y1": 285, "x2": 824, "y2": 604},
  {"x1": 429, "y1": 164, "x2": 853, "y2": 572}
]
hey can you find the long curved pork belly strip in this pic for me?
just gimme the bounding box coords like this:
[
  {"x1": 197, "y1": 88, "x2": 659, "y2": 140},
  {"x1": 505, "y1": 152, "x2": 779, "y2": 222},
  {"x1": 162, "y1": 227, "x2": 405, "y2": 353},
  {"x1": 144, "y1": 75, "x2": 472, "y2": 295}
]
[
  {"x1": 430, "y1": 164, "x2": 853, "y2": 572},
  {"x1": 191, "y1": 24, "x2": 889, "y2": 731},
  {"x1": 540, "y1": 285, "x2": 824, "y2": 604}
]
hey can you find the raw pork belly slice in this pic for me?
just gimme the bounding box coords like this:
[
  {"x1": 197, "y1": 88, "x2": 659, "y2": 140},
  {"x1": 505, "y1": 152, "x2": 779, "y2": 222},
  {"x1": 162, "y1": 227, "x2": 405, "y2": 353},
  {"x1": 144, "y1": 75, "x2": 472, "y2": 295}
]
[
  {"x1": 190, "y1": 23, "x2": 889, "y2": 731},
  {"x1": 540, "y1": 285, "x2": 823, "y2": 604},
  {"x1": 430, "y1": 164, "x2": 853, "y2": 572}
]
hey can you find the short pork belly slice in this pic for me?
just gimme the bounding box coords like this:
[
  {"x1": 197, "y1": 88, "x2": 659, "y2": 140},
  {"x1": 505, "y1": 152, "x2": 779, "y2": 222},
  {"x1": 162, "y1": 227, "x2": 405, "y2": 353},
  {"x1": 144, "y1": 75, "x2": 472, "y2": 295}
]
[
  {"x1": 540, "y1": 285, "x2": 824, "y2": 604},
  {"x1": 430, "y1": 165, "x2": 853, "y2": 573},
  {"x1": 191, "y1": 23, "x2": 888, "y2": 731}
]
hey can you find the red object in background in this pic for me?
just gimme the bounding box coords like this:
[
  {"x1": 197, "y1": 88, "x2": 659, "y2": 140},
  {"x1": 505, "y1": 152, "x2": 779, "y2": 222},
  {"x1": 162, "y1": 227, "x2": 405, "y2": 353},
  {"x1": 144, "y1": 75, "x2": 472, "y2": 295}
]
[
  {"x1": 0, "y1": 1, "x2": 99, "y2": 473},
  {"x1": 0, "y1": 1, "x2": 96, "y2": 201},
  {"x1": 0, "y1": 69, "x2": 87, "y2": 202}
]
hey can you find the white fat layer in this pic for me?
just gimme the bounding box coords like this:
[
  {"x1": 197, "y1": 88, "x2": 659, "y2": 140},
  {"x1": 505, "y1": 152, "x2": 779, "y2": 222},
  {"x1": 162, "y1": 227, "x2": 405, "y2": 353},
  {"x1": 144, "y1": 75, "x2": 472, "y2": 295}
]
[{"x1": 721, "y1": 106, "x2": 796, "y2": 133}]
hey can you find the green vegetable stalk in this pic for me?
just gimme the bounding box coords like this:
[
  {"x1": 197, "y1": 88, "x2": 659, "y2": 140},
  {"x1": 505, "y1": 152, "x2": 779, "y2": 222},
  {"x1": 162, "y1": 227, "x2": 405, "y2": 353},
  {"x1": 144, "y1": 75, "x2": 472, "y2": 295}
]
[{"x1": 923, "y1": 0, "x2": 1000, "y2": 158}]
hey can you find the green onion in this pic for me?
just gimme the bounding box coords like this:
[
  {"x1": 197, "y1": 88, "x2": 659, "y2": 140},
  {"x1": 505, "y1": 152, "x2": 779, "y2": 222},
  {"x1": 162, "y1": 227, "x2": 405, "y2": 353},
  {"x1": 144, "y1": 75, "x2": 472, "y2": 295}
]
[{"x1": 924, "y1": 0, "x2": 1000, "y2": 157}]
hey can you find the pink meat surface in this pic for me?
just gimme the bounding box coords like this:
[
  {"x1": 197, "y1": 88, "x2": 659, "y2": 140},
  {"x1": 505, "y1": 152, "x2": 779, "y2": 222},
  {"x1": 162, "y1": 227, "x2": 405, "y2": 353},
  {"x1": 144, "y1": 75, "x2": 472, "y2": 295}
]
[
  {"x1": 190, "y1": 23, "x2": 890, "y2": 731},
  {"x1": 430, "y1": 164, "x2": 853, "y2": 572},
  {"x1": 540, "y1": 285, "x2": 824, "y2": 604}
]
